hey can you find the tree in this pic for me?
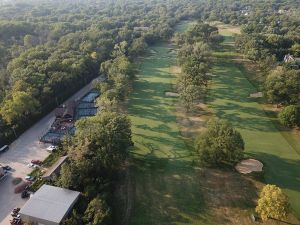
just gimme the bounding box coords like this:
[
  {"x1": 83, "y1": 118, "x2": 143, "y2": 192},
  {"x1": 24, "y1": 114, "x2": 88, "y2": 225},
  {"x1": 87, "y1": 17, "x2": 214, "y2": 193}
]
[
  {"x1": 195, "y1": 118, "x2": 244, "y2": 166},
  {"x1": 278, "y1": 105, "x2": 299, "y2": 127},
  {"x1": 129, "y1": 37, "x2": 148, "y2": 58},
  {"x1": 0, "y1": 91, "x2": 40, "y2": 125},
  {"x1": 62, "y1": 210, "x2": 83, "y2": 225},
  {"x1": 96, "y1": 89, "x2": 119, "y2": 112},
  {"x1": 84, "y1": 197, "x2": 111, "y2": 225},
  {"x1": 290, "y1": 43, "x2": 300, "y2": 57},
  {"x1": 256, "y1": 184, "x2": 290, "y2": 221},
  {"x1": 58, "y1": 112, "x2": 132, "y2": 191},
  {"x1": 23, "y1": 34, "x2": 36, "y2": 48},
  {"x1": 187, "y1": 22, "x2": 218, "y2": 43},
  {"x1": 265, "y1": 68, "x2": 300, "y2": 105},
  {"x1": 177, "y1": 73, "x2": 202, "y2": 111}
]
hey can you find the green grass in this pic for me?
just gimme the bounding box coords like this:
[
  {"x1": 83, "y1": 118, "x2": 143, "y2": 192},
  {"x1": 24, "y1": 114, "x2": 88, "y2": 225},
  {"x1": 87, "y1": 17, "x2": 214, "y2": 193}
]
[
  {"x1": 127, "y1": 21, "x2": 213, "y2": 225},
  {"x1": 209, "y1": 32, "x2": 300, "y2": 217}
]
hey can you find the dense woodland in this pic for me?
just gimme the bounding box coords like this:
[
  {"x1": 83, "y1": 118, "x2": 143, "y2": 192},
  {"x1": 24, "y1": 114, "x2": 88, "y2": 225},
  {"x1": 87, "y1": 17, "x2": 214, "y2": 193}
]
[
  {"x1": 0, "y1": 0, "x2": 202, "y2": 146},
  {"x1": 0, "y1": 0, "x2": 204, "y2": 224}
]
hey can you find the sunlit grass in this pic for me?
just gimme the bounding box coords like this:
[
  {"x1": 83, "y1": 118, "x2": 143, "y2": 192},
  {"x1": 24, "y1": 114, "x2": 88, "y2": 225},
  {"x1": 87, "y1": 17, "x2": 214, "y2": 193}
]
[
  {"x1": 127, "y1": 21, "x2": 213, "y2": 225},
  {"x1": 208, "y1": 27, "x2": 300, "y2": 216}
]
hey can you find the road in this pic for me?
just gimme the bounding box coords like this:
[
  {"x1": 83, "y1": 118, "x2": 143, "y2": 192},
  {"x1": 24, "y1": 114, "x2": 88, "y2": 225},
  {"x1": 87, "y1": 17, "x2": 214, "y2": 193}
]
[{"x1": 0, "y1": 77, "x2": 101, "y2": 224}]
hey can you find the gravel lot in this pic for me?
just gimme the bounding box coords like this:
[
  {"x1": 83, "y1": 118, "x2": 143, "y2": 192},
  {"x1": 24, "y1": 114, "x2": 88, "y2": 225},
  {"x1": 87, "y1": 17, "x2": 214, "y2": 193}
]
[{"x1": 0, "y1": 78, "x2": 100, "y2": 224}]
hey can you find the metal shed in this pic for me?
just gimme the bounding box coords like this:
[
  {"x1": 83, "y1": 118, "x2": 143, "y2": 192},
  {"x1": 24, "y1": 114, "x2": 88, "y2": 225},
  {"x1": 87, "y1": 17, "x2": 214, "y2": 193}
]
[{"x1": 19, "y1": 185, "x2": 80, "y2": 225}]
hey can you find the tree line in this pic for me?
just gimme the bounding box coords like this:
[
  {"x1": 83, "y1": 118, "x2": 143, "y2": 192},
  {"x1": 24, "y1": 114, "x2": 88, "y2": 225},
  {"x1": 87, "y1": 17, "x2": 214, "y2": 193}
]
[{"x1": 174, "y1": 21, "x2": 223, "y2": 111}]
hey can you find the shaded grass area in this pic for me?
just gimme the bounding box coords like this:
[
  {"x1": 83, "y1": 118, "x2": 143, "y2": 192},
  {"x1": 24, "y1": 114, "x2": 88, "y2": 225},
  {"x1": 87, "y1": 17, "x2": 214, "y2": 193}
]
[
  {"x1": 208, "y1": 29, "x2": 300, "y2": 216},
  {"x1": 127, "y1": 22, "x2": 213, "y2": 223}
]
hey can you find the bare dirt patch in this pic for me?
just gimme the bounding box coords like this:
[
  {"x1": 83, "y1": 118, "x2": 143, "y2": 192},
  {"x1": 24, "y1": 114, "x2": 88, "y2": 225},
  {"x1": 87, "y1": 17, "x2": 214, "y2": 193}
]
[
  {"x1": 176, "y1": 101, "x2": 211, "y2": 139},
  {"x1": 249, "y1": 92, "x2": 263, "y2": 98}
]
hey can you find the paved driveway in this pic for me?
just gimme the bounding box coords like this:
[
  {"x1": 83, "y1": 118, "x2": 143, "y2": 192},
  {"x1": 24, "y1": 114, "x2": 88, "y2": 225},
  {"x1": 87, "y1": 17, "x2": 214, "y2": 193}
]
[{"x1": 0, "y1": 78, "x2": 100, "y2": 224}]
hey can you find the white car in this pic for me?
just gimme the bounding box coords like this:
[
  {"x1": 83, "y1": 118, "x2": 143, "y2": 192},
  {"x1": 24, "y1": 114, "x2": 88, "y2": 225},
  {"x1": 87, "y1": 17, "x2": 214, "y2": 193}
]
[
  {"x1": 27, "y1": 163, "x2": 39, "y2": 168},
  {"x1": 46, "y1": 145, "x2": 58, "y2": 152}
]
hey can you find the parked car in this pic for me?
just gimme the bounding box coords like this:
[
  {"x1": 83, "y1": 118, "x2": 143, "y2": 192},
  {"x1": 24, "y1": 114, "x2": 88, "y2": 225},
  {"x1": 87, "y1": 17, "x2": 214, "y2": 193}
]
[
  {"x1": 2, "y1": 165, "x2": 12, "y2": 171},
  {"x1": 25, "y1": 176, "x2": 34, "y2": 182},
  {"x1": 47, "y1": 145, "x2": 58, "y2": 152},
  {"x1": 0, "y1": 145, "x2": 9, "y2": 153},
  {"x1": 12, "y1": 208, "x2": 20, "y2": 214},
  {"x1": 27, "y1": 163, "x2": 34, "y2": 168},
  {"x1": 11, "y1": 211, "x2": 20, "y2": 218},
  {"x1": 31, "y1": 160, "x2": 42, "y2": 165},
  {"x1": 21, "y1": 190, "x2": 30, "y2": 198},
  {"x1": 27, "y1": 163, "x2": 39, "y2": 168},
  {"x1": 0, "y1": 173, "x2": 8, "y2": 181},
  {"x1": 10, "y1": 217, "x2": 22, "y2": 225}
]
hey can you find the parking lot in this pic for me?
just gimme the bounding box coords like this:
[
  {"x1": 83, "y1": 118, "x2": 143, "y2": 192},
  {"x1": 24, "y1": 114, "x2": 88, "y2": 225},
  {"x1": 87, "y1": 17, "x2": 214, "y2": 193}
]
[{"x1": 0, "y1": 78, "x2": 101, "y2": 224}]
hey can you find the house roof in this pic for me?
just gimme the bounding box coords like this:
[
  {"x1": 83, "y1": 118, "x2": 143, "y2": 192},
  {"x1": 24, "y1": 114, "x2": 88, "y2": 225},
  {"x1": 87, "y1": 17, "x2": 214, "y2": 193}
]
[
  {"x1": 42, "y1": 156, "x2": 68, "y2": 179},
  {"x1": 19, "y1": 185, "x2": 80, "y2": 223},
  {"x1": 55, "y1": 101, "x2": 76, "y2": 119}
]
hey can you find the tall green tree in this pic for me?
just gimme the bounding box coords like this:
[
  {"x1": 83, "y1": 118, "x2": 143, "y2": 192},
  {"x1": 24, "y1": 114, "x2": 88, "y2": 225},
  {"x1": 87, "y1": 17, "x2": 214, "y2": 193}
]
[
  {"x1": 0, "y1": 91, "x2": 40, "y2": 125},
  {"x1": 195, "y1": 118, "x2": 244, "y2": 166},
  {"x1": 84, "y1": 197, "x2": 111, "y2": 225},
  {"x1": 265, "y1": 68, "x2": 300, "y2": 105}
]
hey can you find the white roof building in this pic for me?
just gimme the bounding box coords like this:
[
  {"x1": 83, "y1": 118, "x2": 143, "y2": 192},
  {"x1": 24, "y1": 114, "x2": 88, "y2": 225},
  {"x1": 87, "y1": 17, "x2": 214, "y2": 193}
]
[{"x1": 19, "y1": 185, "x2": 80, "y2": 225}]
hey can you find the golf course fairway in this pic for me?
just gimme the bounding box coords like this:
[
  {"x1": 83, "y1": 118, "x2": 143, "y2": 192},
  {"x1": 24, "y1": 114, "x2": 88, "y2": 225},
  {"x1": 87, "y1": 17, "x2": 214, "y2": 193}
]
[
  {"x1": 127, "y1": 21, "x2": 212, "y2": 225},
  {"x1": 209, "y1": 30, "x2": 300, "y2": 216}
]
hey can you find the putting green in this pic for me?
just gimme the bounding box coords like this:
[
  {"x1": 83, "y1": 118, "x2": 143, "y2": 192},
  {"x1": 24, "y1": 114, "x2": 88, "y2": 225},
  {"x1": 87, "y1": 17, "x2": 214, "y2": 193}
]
[{"x1": 209, "y1": 34, "x2": 300, "y2": 216}]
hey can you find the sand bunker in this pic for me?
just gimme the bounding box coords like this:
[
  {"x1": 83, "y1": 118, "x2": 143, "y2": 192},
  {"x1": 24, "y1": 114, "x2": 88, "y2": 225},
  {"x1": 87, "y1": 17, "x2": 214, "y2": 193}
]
[
  {"x1": 249, "y1": 92, "x2": 263, "y2": 98},
  {"x1": 235, "y1": 159, "x2": 263, "y2": 174},
  {"x1": 206, "y1": 73, "x2": 217, "y2": 77},
  {"x1": 165, "y1": 92, "x2": 179, "y2": 97}
]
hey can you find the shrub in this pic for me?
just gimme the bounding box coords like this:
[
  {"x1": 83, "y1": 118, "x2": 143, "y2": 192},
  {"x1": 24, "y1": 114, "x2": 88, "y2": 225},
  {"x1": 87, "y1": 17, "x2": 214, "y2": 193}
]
[
  {"x1": 256, "y1": 184, "x2": 290, "y2": 221},
  {"x1": 278, "y1": 105, "x2": 299, "y2": 127}
]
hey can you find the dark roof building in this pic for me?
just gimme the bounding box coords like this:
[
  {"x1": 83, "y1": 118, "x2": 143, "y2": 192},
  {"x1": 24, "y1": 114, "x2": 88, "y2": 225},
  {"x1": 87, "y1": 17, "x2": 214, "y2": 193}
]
[
  {"x1": 19, "y1": 185, "x2": 80, "y2": 225},
  {"x1": 55, "y1": 101, "x2": 76, "y2": 119}
]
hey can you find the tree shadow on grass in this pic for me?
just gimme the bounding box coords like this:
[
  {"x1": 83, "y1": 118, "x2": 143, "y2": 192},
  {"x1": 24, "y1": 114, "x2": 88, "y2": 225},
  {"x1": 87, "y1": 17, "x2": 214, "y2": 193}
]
[
  {"x1": 129, "y1": 156, "x2": 212, "y2": 225},
  {"x1": 207, "y1": 61, "x2": 283, "y2": 132},
  {"x1": 247, "y1": 152, "x2": 300, "y2": 193}
]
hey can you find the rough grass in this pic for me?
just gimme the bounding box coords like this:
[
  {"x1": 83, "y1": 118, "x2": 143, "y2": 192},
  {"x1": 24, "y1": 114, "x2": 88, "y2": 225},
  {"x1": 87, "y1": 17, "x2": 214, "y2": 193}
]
[{"x1": 208, "y1": 25, "x2": 300, "y2": 218}]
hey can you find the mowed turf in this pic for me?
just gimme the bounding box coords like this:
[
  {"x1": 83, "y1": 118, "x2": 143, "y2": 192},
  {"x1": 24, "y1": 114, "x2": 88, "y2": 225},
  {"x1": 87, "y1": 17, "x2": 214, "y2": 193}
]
[
  {"x1": 208, "y1": 31, "x2": 300, "y2": 216},
  {"x1": 127, "y1": 22, "x2": 212, "y2": 225}
]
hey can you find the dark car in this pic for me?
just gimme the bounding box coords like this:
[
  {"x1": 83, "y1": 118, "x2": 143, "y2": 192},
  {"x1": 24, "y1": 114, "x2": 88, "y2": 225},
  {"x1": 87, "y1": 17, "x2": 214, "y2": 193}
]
[
  {"x1": 0, "y1": 145, "x2": 9, "y2": 153},
  {"x1": 21, "y1": 190, "x2": 30, "y2": 198},
  {"x1": 31, "y1": 160, "x2": 42, "y2": 165},
  {"x1": 2, "y1": 165, "x2": 11, "y2": 171},
  {"x1": 12, "y1": 208, "x2": 20, "y2": 214}
]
